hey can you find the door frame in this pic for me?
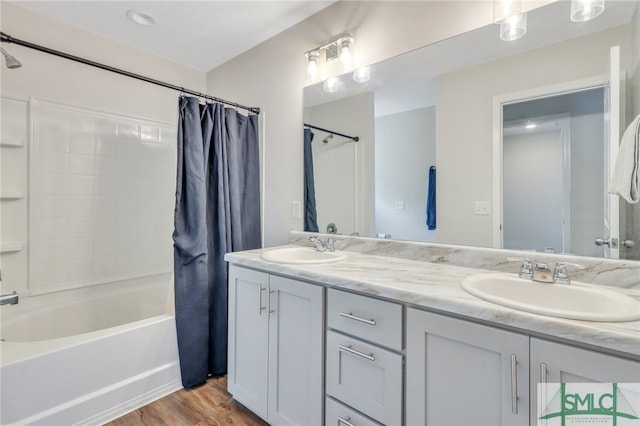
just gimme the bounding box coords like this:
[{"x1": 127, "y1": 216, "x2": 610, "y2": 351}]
[{"x1": 491, "y1": 76, "x2": 607, "y2": 249}]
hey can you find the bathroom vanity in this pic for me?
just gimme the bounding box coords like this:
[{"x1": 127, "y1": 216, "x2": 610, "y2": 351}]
[{"x1": 225, "y1": 233, "x2": 640, "y2": 426}]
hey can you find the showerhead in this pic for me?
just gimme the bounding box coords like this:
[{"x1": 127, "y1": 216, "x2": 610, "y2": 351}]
[
  {"x1": 0, "y1": 47, "x2": 22, "y2": 69},
  {"x1": 322, "y1": 134, "x2": 333, "y2": 143}
]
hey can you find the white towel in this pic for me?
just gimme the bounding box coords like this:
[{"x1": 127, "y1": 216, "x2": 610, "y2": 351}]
[{"x1": 610, "y1": 114, "x2": 640, "y2": 204}]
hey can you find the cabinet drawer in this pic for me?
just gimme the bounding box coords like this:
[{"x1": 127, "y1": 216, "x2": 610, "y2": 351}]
[
  {"x1": 325, "y1": 397, "x2": 383, "y2": 426},
  {"x1": 326, "y1": 330, "x2": 402, "y2": 426},
  {"x1": 327, "y1": 289, "x2": 402, "y2": 351}
]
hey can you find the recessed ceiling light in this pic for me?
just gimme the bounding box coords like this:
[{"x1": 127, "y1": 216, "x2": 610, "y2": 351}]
[
  {"x1": 126, "y1": 10, "x2": 156, "y2": 27},
  {"x1": 525, "y1": 122, "x2": 537, "y2": 129}
]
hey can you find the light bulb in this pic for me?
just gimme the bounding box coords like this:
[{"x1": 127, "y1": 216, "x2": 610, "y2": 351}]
[
  {"x1": 323, "y1": 77, "x2": 341, "y2": 93},
  {"x1": 340, "y1": 46, "x2": 351, "y2": 66},
  {"x1": 493, "y1": 0, "x2": 522, "y2": 23},
  {"x1": 570, "y1": 0, "x2": 605, "y2": 22},
  {"x1": 500, "y1": 12, "x2": 527, "y2": 41},
  {"x1": 337, "y1": 36, "x2": 354, "y2": 69},
  {"x1": 353, "y1": 67, "x2": 370, "y2": 83},
  {"x1": 305, "y1": 50, "x2": 320, "y2": 79}
]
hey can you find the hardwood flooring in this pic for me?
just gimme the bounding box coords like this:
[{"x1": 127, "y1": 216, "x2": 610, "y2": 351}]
[{"x1": 105, "y1": 376, "x2": 269, "y2": 426}]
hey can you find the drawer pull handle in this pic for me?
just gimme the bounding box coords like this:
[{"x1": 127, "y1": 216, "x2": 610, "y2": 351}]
[
  {"x1": 339, "y1": 312, "x2": 376, "y2": 325},
  {"x1": 339, "y1": 344, "x2": 375, "y2": 362},
  {"x1": 259, "y1": 286, "x2": 267, "y2": 315},
  {"x1": 337, "y1": 416, "x2": 356, "y2": 426}
]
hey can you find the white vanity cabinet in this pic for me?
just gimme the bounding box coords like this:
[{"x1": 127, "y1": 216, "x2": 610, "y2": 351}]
[
  {"x1": 227, "y1": 265, "x2": 324, "y2": 426},
  {"x1": 326, "y1": 289, "x2": 404, "y2": 426},
  {"x1": 529, "y1": 338, "x2": 640, "y2": 425},
  {"x1": 406, "y1": 308, "x2": 530, "y2": 426}
]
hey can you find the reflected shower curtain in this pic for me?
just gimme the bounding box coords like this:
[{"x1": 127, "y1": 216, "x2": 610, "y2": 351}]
[
  {"x1": 173, "y1": 96, "x2": 261, "y2": 388},
  {"x1": 303, "y1": 128, "x2": 319, "y2": 232}
]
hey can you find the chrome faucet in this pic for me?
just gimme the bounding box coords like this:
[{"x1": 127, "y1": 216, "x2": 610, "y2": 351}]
[
  {"x1": 309, "y1": 236, "x2": 335, "y2": 252},
  {"x1": 551, "y1": 261, "x2": 584, "y2": 284},
  {"x1": 0, "y1": 291, "x2": 19, "y2": 306},
  {"x1": 508, "y1": 257, "x2": 583, "y2": 284},
  {"x1": 0, "y1": 271, "x2": 19, "y2": 305},
  {"x1": 532, "y1": 263, "x2": 554, "y2": 283}
]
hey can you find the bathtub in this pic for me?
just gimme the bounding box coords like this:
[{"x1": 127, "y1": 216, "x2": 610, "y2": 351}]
[{"x1": 0, "y1": 273, "x2": 182, "y2": 425}]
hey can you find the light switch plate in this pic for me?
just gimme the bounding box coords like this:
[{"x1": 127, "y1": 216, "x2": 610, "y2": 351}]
[
  {"x1": 394, "y1": 201, "x2": 405, "y2": 210},
  {"x1": 474, "y1": 201, "x2": 490, "y2": 215},
  {"x1": 292, "y1": 201, "x2": 301, "y2": 218}
]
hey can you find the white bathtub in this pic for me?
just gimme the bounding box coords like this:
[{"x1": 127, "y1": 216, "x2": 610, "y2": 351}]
[{"x1": 0, "y1": 273, "x2": 182, "y2": 425}]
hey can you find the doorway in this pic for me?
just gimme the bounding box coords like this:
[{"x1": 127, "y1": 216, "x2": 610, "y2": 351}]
[{"x1": 498, "y1": 87, "x2": 607, "y2": 257}]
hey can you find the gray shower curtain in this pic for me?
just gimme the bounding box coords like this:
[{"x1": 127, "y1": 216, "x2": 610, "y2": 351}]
[
  {"x1": 303, "y1": 128, "x2": 319, "y2": 232},
  {"x1": 173, "y1": 96, "x2": 261, "y2": 388}
]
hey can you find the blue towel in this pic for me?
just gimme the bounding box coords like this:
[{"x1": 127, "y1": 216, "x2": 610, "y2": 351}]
[{"x1": 426, "y1": 166, "x2": 436, "y2": 230}]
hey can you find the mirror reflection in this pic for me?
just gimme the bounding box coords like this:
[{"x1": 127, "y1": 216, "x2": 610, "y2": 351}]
[{"x1": 302, "y1": 0, "x2": 639, "y2": 260}]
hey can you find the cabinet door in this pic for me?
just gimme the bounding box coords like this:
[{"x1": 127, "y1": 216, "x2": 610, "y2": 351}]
[
  {"x1": 407, "y1": 308, "x2": 529, "y2": 426},
  {"x1": 530, "y1": 338, "x2": 640, "y2": 425},
  {"x1": 268, "y1": 275, "x2": 324, "y2": 426},
  {"x1": 227, "y1": 266, "x2": 270, "y2": 420}
]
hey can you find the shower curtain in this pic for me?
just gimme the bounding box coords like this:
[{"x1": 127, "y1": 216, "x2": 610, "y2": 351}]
[
  {"x1": 303, "y1": 128, "x2": 319, "y2": 232},
  {"x1": 173, "y1": 96, "x2": 261, "y2": 388}
]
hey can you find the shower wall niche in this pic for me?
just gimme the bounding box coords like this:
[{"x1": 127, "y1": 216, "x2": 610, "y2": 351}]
[{"x1": 6, "y1": 97, "x2": 177, "y2": 296}]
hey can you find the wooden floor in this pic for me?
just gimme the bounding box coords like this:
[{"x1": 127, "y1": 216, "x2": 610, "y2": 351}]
[{"x1": 106, "y1": 376, "x2": 269, "y2": 426}]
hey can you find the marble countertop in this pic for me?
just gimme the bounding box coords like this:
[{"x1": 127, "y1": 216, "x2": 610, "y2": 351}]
[{"x1": 225, "y1": 245, "x2": 640, "y2": 360}]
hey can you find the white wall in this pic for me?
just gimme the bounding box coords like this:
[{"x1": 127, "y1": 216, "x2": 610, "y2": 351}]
[
  {"x1": 435, "y1": 24, "x2": 632, "y2": 248},
  {"x1": 375, "y1": 106, "x2": 436, "y2": 242},
  {"x1": 304, "y1": 92, "x2": 374, "y2": 236},
  {"x1": 207, "y1": 1, "x2": 505, "y2": 247},
  {"x1": 0, "y1": 3, "x2": 205, "y2": 296}
]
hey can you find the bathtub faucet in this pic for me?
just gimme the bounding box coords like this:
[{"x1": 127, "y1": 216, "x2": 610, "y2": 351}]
[{"x1": 0, "y1": 291, "x2": 19, "y2": 306}]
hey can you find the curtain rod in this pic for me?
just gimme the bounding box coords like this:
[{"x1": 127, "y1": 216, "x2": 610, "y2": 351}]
[
  {"x1": 0, "y1": 31, "x2": 260, "y2": 115},
  {"x1": 304, "y1": 123, "x2": 359, "y2": 142}
]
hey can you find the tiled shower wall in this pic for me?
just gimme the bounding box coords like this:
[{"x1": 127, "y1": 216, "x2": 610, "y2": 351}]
[{"x1": 4, "y1": 97, "x2": 177, "y2": 296}]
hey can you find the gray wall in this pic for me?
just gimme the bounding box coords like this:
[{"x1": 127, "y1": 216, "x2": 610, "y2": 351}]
[
  {"x1": 435, "y1": 24, "x2": 633, "y2": 248},
  {"x1": 206, "y1": 1, "x2": 506, "y2": 247},
  {"x1": 374, "y1": 106, "x2": 436, "y2": 242}
]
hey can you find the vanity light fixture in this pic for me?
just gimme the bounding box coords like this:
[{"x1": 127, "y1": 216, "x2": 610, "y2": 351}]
[
  {"x1": 493, "y1": 0, "x2": 522, "y2": 23},
  {"x1": 322, "y1": 77, "x2": 341, "y2": 93},
  {"x1": 525, "y1": 122, "x2": 537, "y2": 129},
  {"x1": 305, "y1": 34, "x2": 355, "y2": 79},
  {"x1": 500, "y1": 13, "x2": 527, "y2": 41},
  {"x1": 570, "y1": 0, "x2": 605, "y2": 22},
  {"x1": 494, "y1": 0, "x2": 527, "y2": 41},
  {"x1": 305, "y1": 50, "x2": 320, "y2": 79},
  {"x1": 353, "y1": 66, "x2": 370, "y2": 83}
]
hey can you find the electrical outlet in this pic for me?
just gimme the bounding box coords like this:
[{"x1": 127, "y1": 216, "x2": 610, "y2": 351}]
[
  {"x1": 474, "y1": 201, "x2": 490, "y2": 215},
  {"x1": 292, "y1": 201, "x2": 301, "y2": 218},
  {"x1": 394, "y1": 201, "x2": 405, "y2": 210}
]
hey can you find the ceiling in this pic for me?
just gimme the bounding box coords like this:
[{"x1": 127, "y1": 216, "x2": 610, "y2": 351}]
[{"x1": 8, "y1": 0, "x2": 335, "y2": 72}]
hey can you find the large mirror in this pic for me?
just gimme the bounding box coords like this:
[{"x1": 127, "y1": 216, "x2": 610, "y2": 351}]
[{"x1": 303, "y1": 0, "x2": 640, "y2": 260}]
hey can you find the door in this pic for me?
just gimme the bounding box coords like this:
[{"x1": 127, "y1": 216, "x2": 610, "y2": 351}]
[
  {"x1": 227, "y1": 266, "x2": 269, "y2": 420},
  {"x1": 603, "y1": 45, "x2": 621, "y2": 258},
  {"x1": 406, "y1": 309, "x2": 529, "y2": 426},
  {"x1": 267, "y1": 276, "x2": 324, "y2": 426},
  {"x1": 530, "y1": 338, "x2": 640, "y2": 425}
]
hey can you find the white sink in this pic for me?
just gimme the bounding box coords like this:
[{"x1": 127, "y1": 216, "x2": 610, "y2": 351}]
[
  {"x1": 260, "y1": 246, "x2": 347, "y2": 264},
  {"x1": 462, "y1": 273, "x2": 640, "y2": 322}
]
